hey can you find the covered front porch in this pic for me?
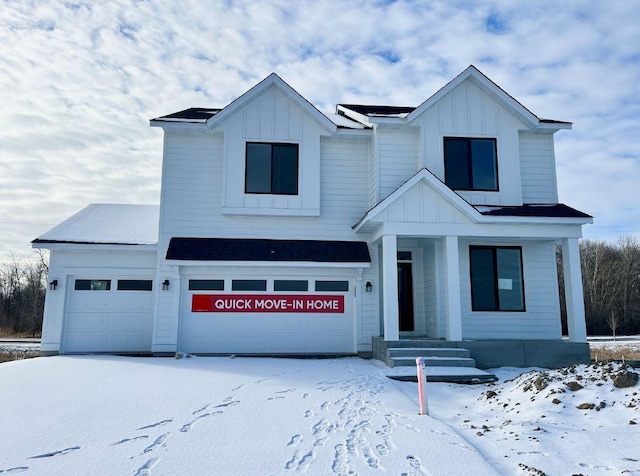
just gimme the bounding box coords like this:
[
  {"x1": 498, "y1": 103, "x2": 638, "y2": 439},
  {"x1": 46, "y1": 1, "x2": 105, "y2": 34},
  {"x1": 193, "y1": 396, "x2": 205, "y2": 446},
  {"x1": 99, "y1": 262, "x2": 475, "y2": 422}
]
[
  {"x1": 353, "y1": 169, "x2": 592, "y2": 364},
  {"x1": 371, "y1": 234, "x2": 588, "y2": 345}
]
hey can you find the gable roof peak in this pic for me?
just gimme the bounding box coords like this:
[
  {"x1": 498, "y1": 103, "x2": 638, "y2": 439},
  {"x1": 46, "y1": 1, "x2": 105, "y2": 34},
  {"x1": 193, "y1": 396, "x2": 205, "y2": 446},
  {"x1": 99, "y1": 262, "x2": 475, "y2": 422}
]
[{"x1": 406, "y1": 65, "x2": 549, "y2": 130}]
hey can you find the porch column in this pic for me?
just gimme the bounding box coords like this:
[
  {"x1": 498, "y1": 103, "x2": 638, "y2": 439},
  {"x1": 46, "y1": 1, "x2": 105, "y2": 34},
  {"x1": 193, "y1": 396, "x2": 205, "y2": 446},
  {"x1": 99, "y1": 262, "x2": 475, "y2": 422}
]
[
  {"x1": 381, "y1": 234, "x2": 399, "y2": 341},
  {"x1": 562, "y1": 238, "x2": 587, "y2": 342},
  {"x1": 443, "y1": 235, "x2": 462, "y2": 341}
]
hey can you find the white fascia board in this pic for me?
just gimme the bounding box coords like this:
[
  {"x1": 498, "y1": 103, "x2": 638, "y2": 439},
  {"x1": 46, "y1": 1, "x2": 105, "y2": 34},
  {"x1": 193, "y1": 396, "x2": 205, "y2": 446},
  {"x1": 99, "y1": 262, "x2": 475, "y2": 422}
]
[
  {"x1": 370, "y1": 222, "x2": 584, "y2": 242},
  {"x1": 206, "y1": 73, "x2": 337, "y2": 135},
  {"x1": 165, "y1": 260, "x2": 370, "y2": 269},
  {"x1": 475, "y1": 215, "x2": 592, "y2": 226},
  {"x1": 535, "y1": 122, "x2": 572, "y2": 132},
  {"x1": 149, "y1": 121, "x2": 209, "y2": 132},
  {"x1": 335, "y1": 105, "x2": 371, "y2": 126},
  {"x1": 32, "y1": 242, "x2": 158, "y2": 253}
]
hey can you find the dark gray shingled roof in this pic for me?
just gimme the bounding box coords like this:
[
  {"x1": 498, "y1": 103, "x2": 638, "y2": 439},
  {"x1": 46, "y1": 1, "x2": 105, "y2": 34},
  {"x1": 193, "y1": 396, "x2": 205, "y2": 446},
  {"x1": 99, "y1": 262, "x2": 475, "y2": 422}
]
[
  {"x1": 166, "y1": 238, "x2": 371, "y2": 263},
  {"x1": 474, "y1": 204, "x2": 592, "y2": 219},
  {"x1": 338, "y1": 104, "x2": 416, "y2": 116},
  {"x1": 152, "y1": 107, "x2": 222, "y2": 122}
]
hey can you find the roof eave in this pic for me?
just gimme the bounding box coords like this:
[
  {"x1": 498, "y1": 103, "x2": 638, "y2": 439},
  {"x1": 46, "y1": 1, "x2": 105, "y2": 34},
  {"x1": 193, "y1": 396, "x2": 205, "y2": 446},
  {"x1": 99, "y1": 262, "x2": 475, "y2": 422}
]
[
  {"x1": 32, "y1": 241, "x2": 158, "y2": 252},
  {"x1": 336, "y1": 105, "x2": 372, "y2": 126},
  {"x1": 150, "y1": 120, "x2": 209, "y2": 131}
]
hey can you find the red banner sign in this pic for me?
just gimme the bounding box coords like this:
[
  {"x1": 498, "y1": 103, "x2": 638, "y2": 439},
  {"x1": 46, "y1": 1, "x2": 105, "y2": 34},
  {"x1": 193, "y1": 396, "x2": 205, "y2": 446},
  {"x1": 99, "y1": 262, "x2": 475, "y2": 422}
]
[{"x1": 192, "y1": 294, "x2": 345, "y2": 313}]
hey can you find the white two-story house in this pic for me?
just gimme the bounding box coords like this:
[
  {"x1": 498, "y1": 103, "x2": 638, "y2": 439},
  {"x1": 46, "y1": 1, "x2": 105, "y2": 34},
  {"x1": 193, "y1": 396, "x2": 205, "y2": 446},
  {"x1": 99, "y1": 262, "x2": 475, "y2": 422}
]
[{"x1": 33, "y1": 66, "x2": 592, "y2": 367}]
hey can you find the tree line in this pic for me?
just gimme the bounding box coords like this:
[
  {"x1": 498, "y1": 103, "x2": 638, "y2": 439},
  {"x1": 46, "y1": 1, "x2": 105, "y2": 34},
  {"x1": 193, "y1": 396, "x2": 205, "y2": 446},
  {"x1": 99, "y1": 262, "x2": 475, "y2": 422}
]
[
  {"x1": 0, "y1": 252, "x2": 47, "y2": 337},
  {"x1": 559, "y1": 236, "x2": 640, "y2": 337},
  {"x1": 1, "y1": 238, "x2": 640, "y2": 338}
]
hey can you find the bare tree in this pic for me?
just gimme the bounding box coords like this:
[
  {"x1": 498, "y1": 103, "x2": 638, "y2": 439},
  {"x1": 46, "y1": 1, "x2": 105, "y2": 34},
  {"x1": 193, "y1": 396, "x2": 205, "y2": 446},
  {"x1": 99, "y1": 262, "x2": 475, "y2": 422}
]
[{"x1": 606, "y1": 310, "x2": 620, "y2": 340}]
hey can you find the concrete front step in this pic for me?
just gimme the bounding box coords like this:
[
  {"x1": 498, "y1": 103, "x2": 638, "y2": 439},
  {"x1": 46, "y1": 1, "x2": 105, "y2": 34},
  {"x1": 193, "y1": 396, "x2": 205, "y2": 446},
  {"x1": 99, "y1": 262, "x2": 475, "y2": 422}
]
[
  {"x1": 387, "y1": 347, "x2": 470, "y2": 358},
  {"x1": 385, "y1": 366, "x2": 498, "y2": 384},
  {"x1": 389, "y1": 356, "x2": 477, "y2": 368}
]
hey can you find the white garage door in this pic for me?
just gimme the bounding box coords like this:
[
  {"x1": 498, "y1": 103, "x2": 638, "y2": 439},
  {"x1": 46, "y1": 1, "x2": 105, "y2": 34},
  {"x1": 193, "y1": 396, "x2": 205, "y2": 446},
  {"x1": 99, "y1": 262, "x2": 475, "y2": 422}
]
[
  {"x1": 63, "y1": 277, "x2": 154, "y2": 353},
  {"x1": 179, "y1": 276, "x2": 355, "y2": 354}
]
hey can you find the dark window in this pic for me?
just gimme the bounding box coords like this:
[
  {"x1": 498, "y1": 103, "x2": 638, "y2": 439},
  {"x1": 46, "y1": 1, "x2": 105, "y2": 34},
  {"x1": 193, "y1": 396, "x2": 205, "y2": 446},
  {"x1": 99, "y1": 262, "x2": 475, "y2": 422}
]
[
  {"x1": 189, "y1": 280, "x2": 224, "y2": 291},
  {"x1": 274, "y1": 280, "x2": 308, "y2": 292},
  {"x1": 444, "y1": 138, "x2": 498, "y2": 191},
  {"x1": 470, "y1": 246, "x2": 525, "y2": 311},
  {"x1": 232, "y1": 279, "x2": 267, "y2": 291},
  {"x1": 74, "y1": 279, "x2": 111, "y2": 291},
  {"x1": 397, "y1": 251, "x2": 412, "y2": 261},
  {"x1": 245, "y1": 142, "x2": 299, "y2": 195},
  {"x1": 117, "y1": 280, "x2": 153, "y2": 291},
  {"x1": 315, "y1": 280, "x2": 349, "y2": 292}
]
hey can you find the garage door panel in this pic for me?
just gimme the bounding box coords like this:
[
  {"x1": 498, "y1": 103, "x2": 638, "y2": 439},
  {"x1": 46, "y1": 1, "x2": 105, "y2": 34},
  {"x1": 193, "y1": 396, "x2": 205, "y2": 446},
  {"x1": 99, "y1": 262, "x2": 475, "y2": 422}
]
[
  {"x1": 109, "y1": 313, "x2": 153, "y2": 331},
  {"x1": 180, "y1": 275, "x2": 355, "y2": 354},
  {"x1": 64, "y1": 279, "x2": 154, "y2": 353},
  {"x1": 312, "y1": 334, "x2": 351, "y2": 352},
  {"x1": 67, "y1": 312, "x2": 110, "y2": 331},
  {"x1": 273, "y1": 335, "x2": 309, "y2": 351}
]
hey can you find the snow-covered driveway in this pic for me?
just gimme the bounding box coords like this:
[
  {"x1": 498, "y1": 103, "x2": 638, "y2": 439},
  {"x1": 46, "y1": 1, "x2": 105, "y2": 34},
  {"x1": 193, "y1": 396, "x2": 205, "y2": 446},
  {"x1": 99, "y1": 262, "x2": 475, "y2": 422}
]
[{"x1": 1, "y1": 356, "x2": 497, "y2": 475}]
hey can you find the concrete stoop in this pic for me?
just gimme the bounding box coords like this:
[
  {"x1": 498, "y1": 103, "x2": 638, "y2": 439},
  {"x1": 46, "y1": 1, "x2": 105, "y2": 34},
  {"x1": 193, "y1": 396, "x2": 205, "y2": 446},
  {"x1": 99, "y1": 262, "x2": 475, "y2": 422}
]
[
  {"x1": 372, "y1": 336, "x2": 592, "y2": 378},
  {"x1": 383, "y1": 345, "x2": 497, "y2": 384}
]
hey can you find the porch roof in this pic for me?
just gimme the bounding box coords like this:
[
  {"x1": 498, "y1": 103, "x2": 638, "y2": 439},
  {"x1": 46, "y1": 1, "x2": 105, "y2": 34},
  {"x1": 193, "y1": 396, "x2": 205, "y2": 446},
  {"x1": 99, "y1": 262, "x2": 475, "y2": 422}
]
[
  {"x1": 352, "y1": 169, "x2": 592, "y2": 234},
  {"x1": 166, "y1": 237, "x2": 371, "y2": 263}
]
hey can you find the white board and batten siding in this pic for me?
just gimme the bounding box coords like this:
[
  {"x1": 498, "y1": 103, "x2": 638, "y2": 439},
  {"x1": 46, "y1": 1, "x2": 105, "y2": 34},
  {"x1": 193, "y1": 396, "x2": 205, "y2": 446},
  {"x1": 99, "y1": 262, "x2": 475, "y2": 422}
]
[
  {"x1": 519, "y1": 132, "x2": 559, "y2": 203},
  {"x1": 219, "y1": 84, "x2": 323, "y2": 217},
  {"x1": 415, "y1": 80, "x2": 525, "y2": 206}
]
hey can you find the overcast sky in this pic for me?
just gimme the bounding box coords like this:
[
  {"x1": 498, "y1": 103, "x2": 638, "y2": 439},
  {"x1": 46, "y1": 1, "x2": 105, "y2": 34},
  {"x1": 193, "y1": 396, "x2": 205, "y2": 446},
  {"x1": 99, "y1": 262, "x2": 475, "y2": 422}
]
[{"x1": 1, "y1": 0, "x2": 639, "y2": 262}]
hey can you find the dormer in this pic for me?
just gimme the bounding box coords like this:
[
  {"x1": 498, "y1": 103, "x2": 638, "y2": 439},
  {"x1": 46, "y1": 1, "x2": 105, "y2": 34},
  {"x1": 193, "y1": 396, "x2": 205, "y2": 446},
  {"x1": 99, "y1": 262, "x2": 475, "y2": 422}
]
[
  {"x1": 338, "y1": 66, "x2": 572, "y2": 208},
  {"x1": 152, "y1": 74, "x2": 338, "y2": 218}
]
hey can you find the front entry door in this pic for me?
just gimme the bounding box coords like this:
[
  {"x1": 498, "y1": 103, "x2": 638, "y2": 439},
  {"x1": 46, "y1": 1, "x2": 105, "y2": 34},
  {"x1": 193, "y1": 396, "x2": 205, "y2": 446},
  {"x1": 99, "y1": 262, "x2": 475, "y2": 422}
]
[{"x1": 397, "y1": 262, "x2": 414, "y2": 332}]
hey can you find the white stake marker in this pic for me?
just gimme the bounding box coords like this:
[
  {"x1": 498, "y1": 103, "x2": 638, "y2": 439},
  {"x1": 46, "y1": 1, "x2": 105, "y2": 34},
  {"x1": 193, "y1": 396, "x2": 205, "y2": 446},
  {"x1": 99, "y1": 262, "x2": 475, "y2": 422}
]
[{"x1": 416, "y1": 357, "x2": 429, "y2": 415}]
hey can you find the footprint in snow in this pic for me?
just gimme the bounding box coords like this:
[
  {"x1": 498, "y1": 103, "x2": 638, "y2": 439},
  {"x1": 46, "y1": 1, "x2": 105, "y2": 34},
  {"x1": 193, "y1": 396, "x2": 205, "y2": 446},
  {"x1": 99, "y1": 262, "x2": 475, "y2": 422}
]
[
  {"x1": 180, "y1": 412, "x2": 222, "y2": 433},
  {"x1": 133, "y1": 457, "x2": 159, "y2": 476},
  {"x1": 0, "y1": 467, "x2": 29, "y2": 473},
  {"x1": 276, "y1": 388, "x2": 296, "y2": 394},
  {"x1": 111, "y1": 436, "x2": 150, "y2": 446},
  {"x1": 287, "y1": 434, "x2": 303, "y2": 446},
  {"x1": 28, "y1": 446, "x2": 81, "y2": 459},
  {"x1": 141, "y1": 433, "x2": 170, "y2": 454},
  {"x1": 214, "y1": 400, "x2": 240, "y2": 409},
  {"x1": 137, "y1": 419, "x2": 172, "y2": 430}
]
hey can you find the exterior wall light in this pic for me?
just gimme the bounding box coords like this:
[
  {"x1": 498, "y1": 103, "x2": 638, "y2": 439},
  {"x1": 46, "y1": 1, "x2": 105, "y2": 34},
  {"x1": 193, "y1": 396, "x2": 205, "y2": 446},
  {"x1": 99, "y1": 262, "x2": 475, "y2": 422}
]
[
  {"x1": 49, "y1": 279, "x2": 58, "y2": 291},
  {"x1": 162, "y1": 279, "x2": 170, "y2": 290},
  {"x1": 365, "y1": 281, "x2": 373, "y2": 292}
]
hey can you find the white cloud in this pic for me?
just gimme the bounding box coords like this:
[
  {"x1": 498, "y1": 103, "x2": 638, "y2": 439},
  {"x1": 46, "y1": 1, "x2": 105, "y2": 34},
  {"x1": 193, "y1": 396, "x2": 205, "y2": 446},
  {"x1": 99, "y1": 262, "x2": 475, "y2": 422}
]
[{"x1": 1, "y1": 0, "x2": 640, "y2": 260}]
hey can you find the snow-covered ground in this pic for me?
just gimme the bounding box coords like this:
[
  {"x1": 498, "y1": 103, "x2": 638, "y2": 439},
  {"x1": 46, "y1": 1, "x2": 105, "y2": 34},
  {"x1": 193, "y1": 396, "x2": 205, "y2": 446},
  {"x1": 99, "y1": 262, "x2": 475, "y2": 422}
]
[{"x1": 0, "y1": 356, "x2": 638, "y2": 476}]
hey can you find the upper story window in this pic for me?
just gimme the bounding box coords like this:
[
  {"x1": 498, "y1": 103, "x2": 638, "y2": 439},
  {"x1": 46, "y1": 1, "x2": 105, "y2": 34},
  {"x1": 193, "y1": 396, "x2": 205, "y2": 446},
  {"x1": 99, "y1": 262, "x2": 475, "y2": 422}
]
[
  {"x1": 470, "y1": 246, "x2": 525, "y2": 312},
  {"x1": 245, "y1": 142, "x2": 299, "y2": 195},
  {"x1": 444, "y1": 138, "x2": 498, "y2": 191}
]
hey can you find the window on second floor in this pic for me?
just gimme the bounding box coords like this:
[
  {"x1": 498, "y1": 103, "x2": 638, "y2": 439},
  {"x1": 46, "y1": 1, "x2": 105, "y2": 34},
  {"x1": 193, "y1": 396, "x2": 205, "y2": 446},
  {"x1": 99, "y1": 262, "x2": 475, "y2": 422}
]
[
  {"x1": 444, "y1": 137, "x2": 498, "y2": 191},
  {"x1": 245, "y1": 142, "x2": 299, "y2": 195}
]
